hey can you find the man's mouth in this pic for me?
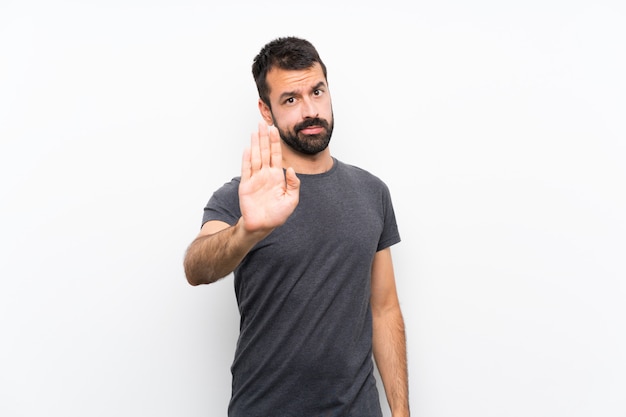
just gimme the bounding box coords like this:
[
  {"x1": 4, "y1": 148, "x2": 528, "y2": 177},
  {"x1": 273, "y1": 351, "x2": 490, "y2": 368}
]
[{"x1": 299, "y1": 126, "x2": 324, "y2": 135}]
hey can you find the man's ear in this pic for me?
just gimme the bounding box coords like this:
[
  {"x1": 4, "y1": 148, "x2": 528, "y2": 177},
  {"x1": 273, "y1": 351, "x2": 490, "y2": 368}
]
[{"x1": 258, "y1": 99, "x2": 273, "y2": 126}]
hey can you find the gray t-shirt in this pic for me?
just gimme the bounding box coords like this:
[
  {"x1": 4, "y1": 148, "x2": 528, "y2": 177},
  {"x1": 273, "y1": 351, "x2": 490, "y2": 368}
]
[{"x1": 203, "y1": 158, "x2": 401, "y2": 417}]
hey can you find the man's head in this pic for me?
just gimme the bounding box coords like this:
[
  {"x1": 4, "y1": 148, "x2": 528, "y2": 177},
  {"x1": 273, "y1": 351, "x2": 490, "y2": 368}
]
[
  {"x1": 252, "y1": 37, "x2": 328, "y2": 107},
  {"x1": 252, "y1": 37, "x2": 333, "y2": 155}
]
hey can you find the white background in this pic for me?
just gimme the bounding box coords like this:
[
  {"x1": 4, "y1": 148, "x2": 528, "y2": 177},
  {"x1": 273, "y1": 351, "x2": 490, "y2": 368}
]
[{"x1": 1, "y1": 1, "x2": 625, "y2": 416}]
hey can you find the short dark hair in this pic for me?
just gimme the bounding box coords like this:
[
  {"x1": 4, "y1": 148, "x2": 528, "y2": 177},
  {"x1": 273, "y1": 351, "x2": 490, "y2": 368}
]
[{"x1": 252, "y1": 37, "x2": 328, "y2": 107}]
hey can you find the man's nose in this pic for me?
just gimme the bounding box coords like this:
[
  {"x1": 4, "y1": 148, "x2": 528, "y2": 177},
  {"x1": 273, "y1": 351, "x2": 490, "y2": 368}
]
[{"x1": 301, "y1": 97, "x2": 318, "y2": 119}]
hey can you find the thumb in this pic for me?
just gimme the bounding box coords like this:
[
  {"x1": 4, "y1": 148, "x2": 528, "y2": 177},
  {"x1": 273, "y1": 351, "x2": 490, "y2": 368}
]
[{"x1": 285, "y1": 167, "x2": 300, "y2": 192}]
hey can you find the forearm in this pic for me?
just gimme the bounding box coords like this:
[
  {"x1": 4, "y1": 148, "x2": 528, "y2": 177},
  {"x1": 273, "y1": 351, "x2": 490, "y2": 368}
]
[
  {"x1": 372, "y1": 305, "x2": 410, "y2": 416},
  {"x1": 183, "y1": 218, "x2": 268, "y2": 285}
]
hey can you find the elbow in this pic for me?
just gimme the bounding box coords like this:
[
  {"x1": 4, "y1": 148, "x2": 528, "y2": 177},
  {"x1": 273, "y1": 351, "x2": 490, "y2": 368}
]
[
  {"x1": 186, "y1": 274, "x2": 204, "y2": 286},
  {"x1": 183, "y1": 236, "x2": 233, "y2": 286},
  {"x1": 184, "y1": 265, "x2": 202, "y2": 286},
  {"x1": 184, "y1": 263, "x2": 216, "y2": 286},
  {"x1": 183, "y1": 239, "x2": 216, "y2": 286},
  {"x1": 183, "y1": 254, "x2": 212, "y2": 286},
  {"x1": 184, "y1": 268, "x2": 211, "y2": 286},
  {"x1": 184, "y1": 256, "x2": 226, "y2": 286}
]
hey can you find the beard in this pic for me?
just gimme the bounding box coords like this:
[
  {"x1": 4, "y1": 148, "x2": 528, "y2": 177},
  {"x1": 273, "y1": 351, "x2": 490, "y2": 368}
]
[{"x1": 273, "y1": 114, "x2": 334, "y2": 155}]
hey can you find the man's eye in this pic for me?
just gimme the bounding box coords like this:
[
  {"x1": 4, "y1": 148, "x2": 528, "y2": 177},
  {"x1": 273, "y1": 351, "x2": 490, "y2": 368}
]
[
  {"x1": 286, "y1": 97, "x2": 295, "y2": 104},
  {"x1": 314, "y1": 89, "x2": 322, "y2": 96}
]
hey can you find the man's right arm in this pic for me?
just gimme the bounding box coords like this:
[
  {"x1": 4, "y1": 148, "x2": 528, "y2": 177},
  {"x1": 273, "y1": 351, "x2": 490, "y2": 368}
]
[
  {"x1": 183, "y1": 218, "x2": 272, "y2": 286},
  {"x1": 184, "y1": 122, "x2": 300, "y2": 286}
]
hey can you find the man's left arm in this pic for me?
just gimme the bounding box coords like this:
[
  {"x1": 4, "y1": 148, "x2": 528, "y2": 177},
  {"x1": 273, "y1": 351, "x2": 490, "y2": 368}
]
[{"x1": 371, "y1": 247, "x2": 410, "y2": 417}]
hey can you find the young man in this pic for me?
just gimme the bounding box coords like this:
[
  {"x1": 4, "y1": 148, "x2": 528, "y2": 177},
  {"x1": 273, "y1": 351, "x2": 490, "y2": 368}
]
[{"x1": 184, "y1": 36, "x2": 409, "y2": 417}]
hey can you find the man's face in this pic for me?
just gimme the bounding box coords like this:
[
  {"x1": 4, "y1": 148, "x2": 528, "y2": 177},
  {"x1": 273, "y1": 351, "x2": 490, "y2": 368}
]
[{"x1": 261, "y1": 62, "x2": 334, "y2": 155}]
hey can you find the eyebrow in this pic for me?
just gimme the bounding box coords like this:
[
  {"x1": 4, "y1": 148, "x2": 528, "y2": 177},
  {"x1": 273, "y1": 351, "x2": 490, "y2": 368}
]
[{"x1": 278, "y1": 81, "x2": 327, "y2": 102}]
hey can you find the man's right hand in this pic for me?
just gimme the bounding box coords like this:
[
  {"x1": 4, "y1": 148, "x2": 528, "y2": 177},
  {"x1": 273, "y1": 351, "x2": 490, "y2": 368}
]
[{"x1": 238, "y1": 122, "x2": 300, "y2": 235}]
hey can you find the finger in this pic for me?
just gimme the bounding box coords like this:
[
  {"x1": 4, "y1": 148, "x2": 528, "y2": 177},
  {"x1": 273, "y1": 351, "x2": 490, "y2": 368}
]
[
  {"x1": 250, "y1": 130, "x2": 261, "y2": 172},
  {"x1": 285, "y1": 167, "x2": 300, "y2": 193},
  {"x1": 241, "y1": 146, "x2": 251, "y2": 181},
  {"x1": 259, "y1": 121, "x2": 271, "y2": 168},
  {"x1": 269, "y1": 125, "x2": 282, "y2": 169}
]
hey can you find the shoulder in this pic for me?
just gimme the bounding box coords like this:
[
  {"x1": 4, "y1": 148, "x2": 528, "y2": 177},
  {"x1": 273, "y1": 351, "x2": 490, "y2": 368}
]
[
  {"x1": 206, "y1": 176, "x2": 241, "y2": 208},
  {"x1": 203, "y1": 176, "x2": 242, "y2": 225},
  {"x1": 335, "y1": 159, "x2": 390, "y2": 190}
]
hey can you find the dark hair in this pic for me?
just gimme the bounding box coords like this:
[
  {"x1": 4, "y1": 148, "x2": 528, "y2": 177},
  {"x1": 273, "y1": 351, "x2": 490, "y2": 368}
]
[{"x1": 252, "y1": 36, "x2": 328, "y2": 107}]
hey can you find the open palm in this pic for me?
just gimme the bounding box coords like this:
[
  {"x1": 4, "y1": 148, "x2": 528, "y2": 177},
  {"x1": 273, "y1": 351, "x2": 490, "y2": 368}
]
[{"x1": 239, "y1": 122, "x2": 300, "y2": 234}]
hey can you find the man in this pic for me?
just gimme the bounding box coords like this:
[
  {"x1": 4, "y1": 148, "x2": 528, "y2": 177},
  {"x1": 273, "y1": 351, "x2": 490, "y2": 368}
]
[{"x1": 184, "y1": 36, "x2": 409, "y2": 417}]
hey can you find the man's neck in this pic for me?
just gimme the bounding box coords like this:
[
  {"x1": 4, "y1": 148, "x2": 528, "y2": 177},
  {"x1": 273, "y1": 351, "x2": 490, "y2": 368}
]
[{"x1": 282, "y1": 147, "x2": 334, "y2": 175}]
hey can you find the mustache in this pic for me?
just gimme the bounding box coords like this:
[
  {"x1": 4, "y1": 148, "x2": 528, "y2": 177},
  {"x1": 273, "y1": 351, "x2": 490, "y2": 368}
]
[{"x1": 295, "y1": 118, "x2": 330, "y2": 132}]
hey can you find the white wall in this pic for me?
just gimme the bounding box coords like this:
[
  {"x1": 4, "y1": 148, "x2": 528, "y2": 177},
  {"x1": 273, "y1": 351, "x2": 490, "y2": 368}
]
[{"x1": 2, "y1": 1, "x2": 625, "y2": 416}]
